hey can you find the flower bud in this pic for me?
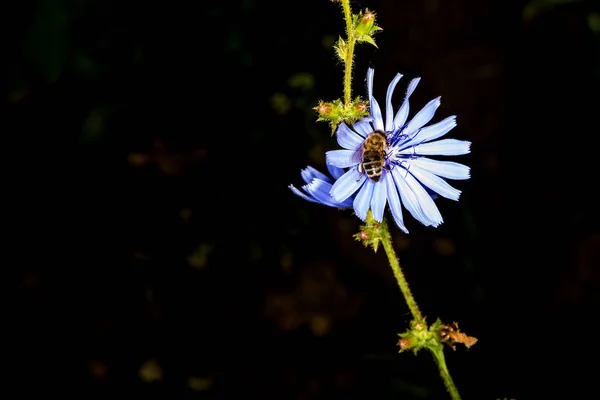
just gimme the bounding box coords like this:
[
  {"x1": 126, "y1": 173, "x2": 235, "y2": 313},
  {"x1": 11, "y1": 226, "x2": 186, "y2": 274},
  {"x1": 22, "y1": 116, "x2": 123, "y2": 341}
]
[
  {"x1": 316, "y1": 102, "x2": 332, "y2": 116},
  {"x1": 355, "y1": 101, "x2": 367, "y2": 113},
  {"x1": 356, "y1": 10, "x2": 375, "y2": 36}
]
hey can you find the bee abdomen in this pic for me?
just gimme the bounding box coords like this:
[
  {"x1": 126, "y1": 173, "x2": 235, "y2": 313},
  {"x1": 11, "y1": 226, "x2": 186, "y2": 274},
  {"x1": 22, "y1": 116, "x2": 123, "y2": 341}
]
[
  {"x1": 363, "y1": 160, "x2": 383, "y2": 181},
  {"x1": 366, "y1": 171, "x2": 382, "y2": 182}
]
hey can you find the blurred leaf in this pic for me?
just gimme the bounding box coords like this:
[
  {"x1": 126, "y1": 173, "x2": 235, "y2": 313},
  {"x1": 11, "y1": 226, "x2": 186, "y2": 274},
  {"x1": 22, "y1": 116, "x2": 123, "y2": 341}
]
[
  {"x1": 432, "y1": 238, "x2": 456, "y2": 256},
  {"x1": 309, "y1": 314, "x2": 332, "y2": 336},
  {"x1": 73, "y1": 55, "x2": 98, "y2": 78},
  {"x1": 7, "y1": 89, "x2": 30, "y2": 104},
  {"x1": 270, "y1": 92, "x2": 291, "y2": 115},
  {"x1": 25, "y1": 0, "x2": 68, "y2": 82},
  {"x1": 280, "y1": 251, "x2": 293, "y2": 273},
  {"x1": 321, "y1": 34, "x2": 336, "y2": 49},
  {"x1": 139, "y1": 359, "x2": 162, "y2": 382},
  {"x1": 288, "y1": 72, "x2": 315, "y2": 90},
  {"x1": 187, "y1": 376, "x2": 213, "y2": 391},
  {"x1": 82, "y1": 108, "x2": 104, "y2": 142},
  {"x1": 523, "y1": 0, "x2": 583, "y2": 21},
  {"x1": 588, "y1": 13, "x2": 600, "y2": 33},
  {"x1": 188, "y1": 243, "x2": 214, "y2": 269},
  {"x1": 128, "y1": 153, "x2": 151, "y2": 167}
]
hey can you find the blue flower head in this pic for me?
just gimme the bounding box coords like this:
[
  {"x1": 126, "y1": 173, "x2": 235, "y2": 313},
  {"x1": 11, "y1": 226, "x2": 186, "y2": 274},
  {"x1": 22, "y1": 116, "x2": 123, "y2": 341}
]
[
  {"x1": 291, "y1": 68, "x2": 471, "y2": 233},
  {"x1": 289, "y1": 163, "x2": 354, "y2": 209}
]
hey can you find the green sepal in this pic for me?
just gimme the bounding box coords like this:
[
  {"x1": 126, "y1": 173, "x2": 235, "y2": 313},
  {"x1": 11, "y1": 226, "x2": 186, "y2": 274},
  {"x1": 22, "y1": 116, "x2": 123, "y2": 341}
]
[
  {"x1": 357, "y1": 35, "x2": 378, "y2": 48},
  {"x1": 334, "y1": 36, "x2": 347, "y2": 62},
  {"x1": 353, "y1": 210, "x2": 384, "y2": 253},
  {"x1": 397, "y1": 318, "x2": 447, "y2": 355},
  {"x1": 314, "y1": 96, "x2": 370, "y2": 135}
]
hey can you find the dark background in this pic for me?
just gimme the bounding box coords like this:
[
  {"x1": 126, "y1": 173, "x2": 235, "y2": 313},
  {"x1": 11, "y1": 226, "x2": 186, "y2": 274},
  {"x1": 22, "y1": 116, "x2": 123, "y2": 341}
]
[{"x1": 9, "y1": 0, "x2": 600, "y2": 399}]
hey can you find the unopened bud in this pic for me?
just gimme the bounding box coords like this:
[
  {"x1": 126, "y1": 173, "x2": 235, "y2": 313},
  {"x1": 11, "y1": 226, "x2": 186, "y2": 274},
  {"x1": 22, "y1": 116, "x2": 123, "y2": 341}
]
[
  {"x1": 356, "y1": 11, "x2": 375, "y2": 36},
  {"x1": 355, "y1": 102, "x2": 367, "y2": 113},
  {"x1": 397, "y1": 336, "x2": 416, "y2": 352},
  {"x1": 317, "y1": 102, "x2": 332, "y2": 116}
]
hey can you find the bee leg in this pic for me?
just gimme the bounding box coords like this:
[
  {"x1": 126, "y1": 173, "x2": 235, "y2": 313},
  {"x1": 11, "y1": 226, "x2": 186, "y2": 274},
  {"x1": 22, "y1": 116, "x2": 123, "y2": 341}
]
[{"x1": 356, "y1": 164, "x2": 365, "y2": 182}]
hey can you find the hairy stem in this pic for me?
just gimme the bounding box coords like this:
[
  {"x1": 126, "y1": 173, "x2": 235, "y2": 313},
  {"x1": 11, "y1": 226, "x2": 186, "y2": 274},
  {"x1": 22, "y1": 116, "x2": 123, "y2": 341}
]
[
  {"x1": 379, "y1": 218, "x2": 423, "y2": 322},
  {"x1": 380, "y1": 217, "x2": 461, "y2": 400},
  {"x1": 431, "y1": 347, "x2": 462, "y2": 400},
  {"x1": 340, "y1": 0, "x2": 355, "y2": 104}
]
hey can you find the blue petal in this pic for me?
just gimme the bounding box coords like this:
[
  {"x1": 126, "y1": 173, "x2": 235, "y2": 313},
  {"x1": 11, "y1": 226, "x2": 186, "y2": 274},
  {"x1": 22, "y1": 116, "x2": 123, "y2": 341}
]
[
  {"x1": 353, "y1": 117, "x2": 375, "y2": 137},
  {"x1": 289, "y1": 184, "x2": 320, "y2": 204},
  {"x1": 393, "y1": 78, "x2": 421, "y2": 129},
  {"x1": 408, "y1": 158, "x2": 470, "y2": 180},
  {"x1": 385, "y1": 73, "x2": 403, "y2": 132},
  {"x1": 337, "y1": 122, "x2": 365, "y2": 150},
  {"x1": 409, "y1": 115, "x2": 457, "y2": 145},
  {"x1": 392, "y1": 167, "x2": 435, "y2": 227},
  {"x1": 384, "y1": 173, "x2": 408, "y2": 233},
  {"x1": 370, "y1": 97, "x2": 384, "y2": 131},
  {"x1": 353, "y1": 179, "x2": 375, "y2": 221},
  {"x1": 327, "y1": 163, "x2": 346, "y2": 180},
  {"x1": 330, "y1": 167, "x2": 365, "y2": 203},
  {"x1": 326, "y1": 149, "x2": 358, "y2": 168},
  {"x1": 367, "y1": 68, "x2": 384, "y2": 131},
  {"x1": 403, "y1": 97, "x2": 441, "y2": 137},
  {"x1": 406, "y1": 163, "x2": 461, "y2": 201},
  {"x1": 305, "y1": 179, "x2": 350, "y2": 207},
  {"x1": 301, "y1": 166, "x2": 331, "y2": 184},
  {"x1": 403, "y1": 171, "x2": 443, "y2": 227},
  {"x1": 370, "y1": 175, "x2": 388, "y2": 222},
  {"x1": 398, "y1": 139, "x2": 471, "y2": 156},
  {"x1": 367, "y1": 68, "x2": 375, "y2": 98}
]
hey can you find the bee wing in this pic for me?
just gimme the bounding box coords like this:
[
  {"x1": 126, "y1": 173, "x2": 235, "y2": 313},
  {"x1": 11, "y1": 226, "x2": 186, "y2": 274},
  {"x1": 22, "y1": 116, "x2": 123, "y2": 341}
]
[{"x1": 351, "y1": 147, "x2": 363, "y2": 164}]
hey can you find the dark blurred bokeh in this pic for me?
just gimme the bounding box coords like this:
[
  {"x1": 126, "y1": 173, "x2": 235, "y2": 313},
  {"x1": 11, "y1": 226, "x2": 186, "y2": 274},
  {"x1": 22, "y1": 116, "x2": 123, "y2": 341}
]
[{"x1": 8, "y1": 0, "x2": 600, "y2": 398}]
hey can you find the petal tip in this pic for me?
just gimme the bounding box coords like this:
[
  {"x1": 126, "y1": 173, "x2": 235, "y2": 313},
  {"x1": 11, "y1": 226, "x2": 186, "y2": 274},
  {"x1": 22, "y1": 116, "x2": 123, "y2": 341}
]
[{"x1": 325, "y1": 151, "x2": 334, "y2": 164}]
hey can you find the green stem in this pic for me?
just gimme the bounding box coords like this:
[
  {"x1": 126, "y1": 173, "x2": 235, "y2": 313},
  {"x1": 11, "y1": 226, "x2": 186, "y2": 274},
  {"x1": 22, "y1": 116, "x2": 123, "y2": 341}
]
[
  {"x1": 379, "y1": 218, "x2": 423, "y2": 322},
  {"x1": 379, "y1": 217, "x2": 461, "y2": 400},
  {"x1": 431, "y1": 347, "x2": 462, "y2": 400},
  {"x1": 340, "y1": 0, "x2": 355, "y2": 104}
]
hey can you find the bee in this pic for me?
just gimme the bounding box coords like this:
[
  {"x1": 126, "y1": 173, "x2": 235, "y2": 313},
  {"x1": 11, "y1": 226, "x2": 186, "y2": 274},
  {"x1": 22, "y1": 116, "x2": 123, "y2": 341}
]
[{"x1": 353, "y1": 130, "x2": 388, "y2": 182}]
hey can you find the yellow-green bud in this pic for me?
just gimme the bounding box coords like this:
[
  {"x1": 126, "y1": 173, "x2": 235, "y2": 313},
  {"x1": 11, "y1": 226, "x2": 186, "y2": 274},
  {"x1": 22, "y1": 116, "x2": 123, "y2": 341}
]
[
  {"x1": 316, "y1": 102, "x2": 332, "y2": 116},
  {"x1": 355, "y1": 101, "x2": 367, "y2": 114},
  {"x1": 356, "y1": 11, "x2": 375, "y2": 36}
]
